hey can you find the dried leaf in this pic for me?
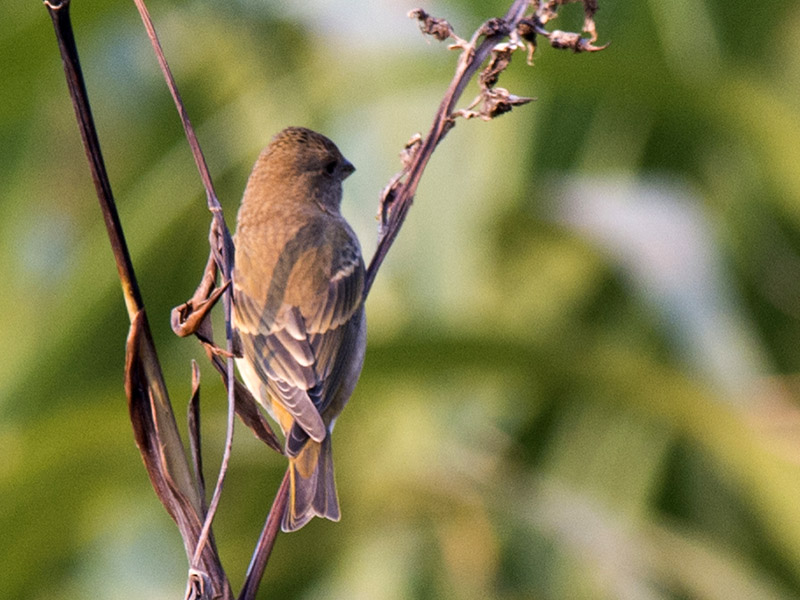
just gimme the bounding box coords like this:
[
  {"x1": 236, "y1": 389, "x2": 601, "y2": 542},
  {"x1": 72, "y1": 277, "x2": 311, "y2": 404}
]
[
  {"x1": 480, "y1": 44, "x2": 515, "y2": 89},
  {"x1": 126, "y1": 313, "x2": 231, "y2": 595},
  {"x1": 479, "y1": 18, "x2": 510, "y2": 38},
  {"x1": 548, "y1": 29, "x2": 608, "y2": 52},
  {"x1": 400, "y1": 133, "x2": 423, "y2": 168},
  {"x1": 171, "y1": 254, "x2": 224, "y2": 338},
  {"x1": 483, "y1": 87, "x2": 533, "y2": 119},
  {"x1": 408, "y1": 8, "x2": 454, "y2": 42},
  {"x1": 125, "y1": 312, "x2": 176, "y2": 516}
]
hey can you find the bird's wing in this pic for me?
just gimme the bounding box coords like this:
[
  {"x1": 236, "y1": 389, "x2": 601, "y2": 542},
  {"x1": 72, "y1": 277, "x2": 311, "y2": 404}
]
[
  {"x1": 233, "y1": 225, "x2": 365, "y2": 447},
  {"x1": 284, "y1": 236, "x2": 365, "y2": 456},
  {"x1": 235, "y1": 293, "x2": 326, "y2": 442},
  {"x1": 305, "y1": 235, "x2": 365, "y2": 411}
]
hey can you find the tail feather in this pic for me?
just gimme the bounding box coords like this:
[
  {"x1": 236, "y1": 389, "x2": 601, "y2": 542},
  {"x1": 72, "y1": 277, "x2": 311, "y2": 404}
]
[{"x1": 282, "y1": 434, "x2": 339, "y2": 532}]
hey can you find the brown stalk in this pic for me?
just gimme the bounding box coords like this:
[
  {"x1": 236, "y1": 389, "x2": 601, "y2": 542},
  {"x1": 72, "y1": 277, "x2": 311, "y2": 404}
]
[
  {"x1": 129, "y1": 0, "x2": 242, "y2": 577},
  {"x1": 363, "y1": 0, "x2": 532, "y2": 296},
  {"x1": 365, "y1": 0, "x2": 607, "y2": 294},
  {"x1": 237, "y1": 470, "x2": 291, "y2": 600},
  {"x1": 44, "y1": 1, "x2": 232, "y2": 598},
  {"x1": 125, "y1": 0, "x2": 290, "y2": 594}
]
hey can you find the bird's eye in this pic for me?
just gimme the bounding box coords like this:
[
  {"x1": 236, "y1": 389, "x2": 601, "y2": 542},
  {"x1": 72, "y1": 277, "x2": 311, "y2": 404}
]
[{"x1": 324, "y1": 160, "x2": 338, "y2": 175}]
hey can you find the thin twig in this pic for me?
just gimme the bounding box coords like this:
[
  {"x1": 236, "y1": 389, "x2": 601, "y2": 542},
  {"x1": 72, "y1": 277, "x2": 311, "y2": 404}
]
[
  {"x1": 191, "y1": 366, "x2": 236, "y2": 569},
  {"x1": 238, "y1": 470, "x2": 291, "y2": 600},
  {"x1": 131, "y1": 0, "x2": 219, "y2": 210},
  {"x1": 131, "y1": 0, "x2": 239, "y2": 575}
]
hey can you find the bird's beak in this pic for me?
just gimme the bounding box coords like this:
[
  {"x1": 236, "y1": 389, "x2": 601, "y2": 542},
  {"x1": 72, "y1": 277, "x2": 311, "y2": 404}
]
[{"x1": 341, "y1": 159, "x2": 356, "y2": 179}]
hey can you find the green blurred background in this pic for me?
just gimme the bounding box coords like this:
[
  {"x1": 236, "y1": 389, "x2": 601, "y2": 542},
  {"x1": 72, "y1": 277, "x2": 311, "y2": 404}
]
[{"x1": 4, "y1": 0, "x2": 800, "y2": 598}]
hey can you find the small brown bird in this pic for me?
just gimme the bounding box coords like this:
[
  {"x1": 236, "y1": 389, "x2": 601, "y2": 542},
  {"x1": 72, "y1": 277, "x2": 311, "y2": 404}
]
[{"x1": 232, "y1": 127, "x2": 366, "y2": 531}]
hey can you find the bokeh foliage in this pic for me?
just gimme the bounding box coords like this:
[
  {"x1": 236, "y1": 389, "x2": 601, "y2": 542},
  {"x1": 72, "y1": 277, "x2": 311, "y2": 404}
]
[{"x1": 3, "y1": 0, "x2": 800, "y2": 598}]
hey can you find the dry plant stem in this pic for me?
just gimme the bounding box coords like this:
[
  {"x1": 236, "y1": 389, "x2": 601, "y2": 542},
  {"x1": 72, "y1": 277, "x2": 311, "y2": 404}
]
[
  {"x1": 44, "y1": 0, "x2": 199, "y2": 533},
  {"x1": 46, "y1": 0, "x2": 142, "y2": 320},
  {"x1": 132, "y1": 0, "x2": 289, "y2": 589},
  {"x1": 131, "y1": 0, "x2": 238, "y2": 573},
  {"x1": 238, "y1": 470, "x2": 291, "y2": 600},
  {"x1": 126, "y1": 317, "x2": 231, "y2": 600},
  {"x1": 363, "y1": 0, "x2": 531, "y2": 296},
  {"x1": 44, "y1": 3, "x2": 232, "y2": 597}
]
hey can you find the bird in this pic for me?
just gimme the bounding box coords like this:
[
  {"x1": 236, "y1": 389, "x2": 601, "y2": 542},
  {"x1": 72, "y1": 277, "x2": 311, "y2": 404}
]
[{"x1": 232, "y1": 127, "x2": 367, "y2": 531}]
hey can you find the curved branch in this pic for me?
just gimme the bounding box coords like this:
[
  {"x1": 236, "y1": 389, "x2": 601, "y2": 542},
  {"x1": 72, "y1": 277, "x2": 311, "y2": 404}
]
[{"x1": 363, "y1": 0, "x2": 531, "y2": 297}]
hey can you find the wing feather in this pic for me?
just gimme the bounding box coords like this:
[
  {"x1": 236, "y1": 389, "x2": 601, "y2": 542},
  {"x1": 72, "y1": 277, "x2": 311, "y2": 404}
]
[{"x1": 233, "y1": 219, "x2": 365, "y2": 452}]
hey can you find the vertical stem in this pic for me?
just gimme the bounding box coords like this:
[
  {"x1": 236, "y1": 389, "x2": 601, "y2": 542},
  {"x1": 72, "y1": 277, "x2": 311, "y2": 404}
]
[
  {"x1": 44, "y1": 6, "x2": 226, "y2": 596},
  {"x1": 45, "y1": 0, "x2": 143, "y2": 320},
  {"x1": 238, "y1": 470, "x2": 291, "y2": 600},
  {"x1": 130, "y1": 0, "x2": 239, "y2": 571}
]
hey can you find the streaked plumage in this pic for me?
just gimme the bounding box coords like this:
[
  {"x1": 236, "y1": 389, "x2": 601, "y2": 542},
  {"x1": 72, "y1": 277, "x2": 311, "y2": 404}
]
[{"x1": 233, "y1": 127, "x2": 366, "y2": 531}]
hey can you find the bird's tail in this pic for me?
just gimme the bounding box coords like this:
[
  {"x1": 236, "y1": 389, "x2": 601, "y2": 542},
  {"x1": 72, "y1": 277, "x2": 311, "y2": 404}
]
[{"x1": 282, "y1": 433, "x2": 340, "y2": 532}]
